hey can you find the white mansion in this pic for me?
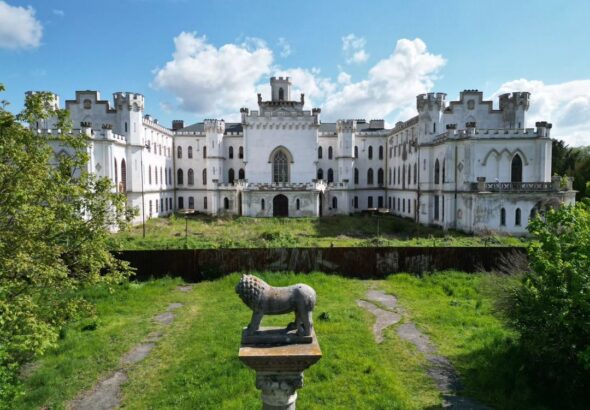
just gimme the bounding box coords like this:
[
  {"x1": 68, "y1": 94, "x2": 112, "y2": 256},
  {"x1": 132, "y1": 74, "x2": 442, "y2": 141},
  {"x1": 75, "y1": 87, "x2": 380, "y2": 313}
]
[{"x1": 33, "y1": 77, "x2": 575, "y2": 234}]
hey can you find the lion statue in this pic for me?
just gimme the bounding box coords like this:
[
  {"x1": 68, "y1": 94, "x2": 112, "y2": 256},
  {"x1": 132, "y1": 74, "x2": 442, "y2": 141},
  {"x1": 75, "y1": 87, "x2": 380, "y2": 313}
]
[{"x1": 236, "y1": 274, "x2": 316, "y2": 337}]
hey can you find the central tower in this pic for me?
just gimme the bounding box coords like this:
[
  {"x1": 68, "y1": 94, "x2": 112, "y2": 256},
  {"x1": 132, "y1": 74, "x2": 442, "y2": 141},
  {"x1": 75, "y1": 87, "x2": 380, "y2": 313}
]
[{"x1": 270, "y1": 76, "x2": 292, "y2": 101}]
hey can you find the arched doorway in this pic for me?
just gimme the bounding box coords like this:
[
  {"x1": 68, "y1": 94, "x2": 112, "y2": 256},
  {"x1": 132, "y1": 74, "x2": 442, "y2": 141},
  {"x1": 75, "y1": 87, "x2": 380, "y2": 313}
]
[{"x1": 273, "y1": 194, "x2": 288, "y2": 217}]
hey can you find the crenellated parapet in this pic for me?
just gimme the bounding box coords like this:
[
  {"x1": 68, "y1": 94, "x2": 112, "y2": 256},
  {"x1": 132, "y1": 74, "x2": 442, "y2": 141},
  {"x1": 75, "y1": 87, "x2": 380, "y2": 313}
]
[
  {"x1": 336, "y1": 120, "x2": 357, "y2": 133},
  {"x1": 204, "y1": 119, "x2": 226, "y2": 134},
  {"x1": 416, "y1": 92, "x2": 447, "y2": 112},
  {"x1": 499, "y1": 92, "x2": 530, "y2": 111},
  {"x1": 113, "y1": 92, "x2": 144, "y2": 112}
]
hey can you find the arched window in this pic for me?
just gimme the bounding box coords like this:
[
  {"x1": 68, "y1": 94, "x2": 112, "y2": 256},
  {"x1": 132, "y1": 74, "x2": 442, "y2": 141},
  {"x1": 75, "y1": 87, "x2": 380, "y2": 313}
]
[
  {"x1": 148, "y1": 165, "x2": 152, "y2": 184},
  {"x1": 160, "y1": 167, "x2": 163, "y2": 185},
  {"x1": 327, "y1": 168, "x2": 334, "y2": 183},
  {"x1": 273, "y1": 150, "x2": 289, "y2": 183},
  {"x1": 239, "y1": 146, "x2": 244, "y2": 159},
  {"x1": 379, "y1": 145, "x2": 383, "y2": 160},
  {"x1": 442, "y1": 160, "x2": 446, "y2": 183},
  {"x1": 354, "y1": 168, "x2": 359, "y2": 184},
  {"x1": 188, "y1": 146, "x2": 193, "y2": 159},
  {"x1": 397, "y1": 166, "x2": 401, "y2": 184},
  {"x1": 328, "y1": 146, "x2": 333, "y2": 159},
  {"x1": 228, "y1": 168, "x2": 235, "y2": 184},
  {"x1": 367, "y1": 168, "x2": 374, "y2": 185},
  {"x1": 500, "y1": 208, "x2": 506, "y2": 226},
  {"x1": 202, "y1": 168, "x2": 207, "y2": 185},
  {"x1": 278, "y1": 87, "x2": 284, "y2": 101},
  {"x1": 229, "y1": 146, "x2": 234, "y2": 159},
  {"x1": 515, "y1": 208, "x2": 522, "y2": 226},
  {"x1": 203, "y1": 146, "x2": 207, "y2": 159},
  {"x1": 318, "y1": 146, "x2": 323, "y2": 159},
  {"x1": 296, "y1": 198, "x2": 300, "y2": 210},
  {"x1": 354, "y1": 146, "x2": 358, "y2": 158},
  {"x1": 177, "y1": 168, "x2": 183, "y2": 185},
  {"x1": 177, "y1": 146, "x2": 182, "y2": 159},
  {"x1": 204, "y1": 196, "x2": 208, "y2": 209},
  {"x1": 434, "y1": 159, "x2": 440, "y2": 184},
  {"x1": 261, "y1": 198, "x2": 265, "y2": 210},
  {"x1": 393, "y1": 168, "x2": 396, "y2": 185},
  {"x1": 354, "y1": 196, "x2": 358, "y2": 208},
  {"x1": 332, "y1": 197, "x2": 338, "y2": 209},
  {"x1": 368, "y1": 146, "x2": 373, "y2": 159},
  {"x1": 187, "y1": 168, "x2": 194, "y2": 185},
  {"x1": 317, "y1": 168, "x2": 323, "y2": 180},
  {"x1": 388, "y1": 168, "x2": 392, "y2": 184},
  {"x1": 155, "y1": 166, "x2": 158, "y2": 184},
  {"x1": 239, "y1": 168, "x2": 245, "y2": 180},
  {"x1": 121, "y1": 159, "x2": 126, "y2": 192},
  {"x1": 83, "y1": 99, "x2": 91, "y2": 109},
  {"x1": 224, "y1": 197, "x2": 229, "y2": 210},
  {"x1": 378, "y1": 168, "x2": 384, "y2": 185},
  {"x1": 511, "y1": 154, "x2": 523, "y2": 183},
  {"x1": 178, "y1": 197, "x2": 184, "y2": 209},
  {"x1": 114, "y1": 159, "x2": 118, "y2": 187},
  {"x1": 188, "y1": 196, "x2": 194, "y2": 210},
  {"x1": 408, "y1": 164, "x2": 411, "y2": 185},
  {"x1": 414, "y1": 162, "x2": 417, "y2": 184}
]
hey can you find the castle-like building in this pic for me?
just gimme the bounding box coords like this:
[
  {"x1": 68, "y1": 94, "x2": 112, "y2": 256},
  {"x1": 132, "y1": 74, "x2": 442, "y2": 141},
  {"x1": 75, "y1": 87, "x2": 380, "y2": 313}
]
[{"x1": 32, "y1": 77, "x2": 575, "y2": 234}]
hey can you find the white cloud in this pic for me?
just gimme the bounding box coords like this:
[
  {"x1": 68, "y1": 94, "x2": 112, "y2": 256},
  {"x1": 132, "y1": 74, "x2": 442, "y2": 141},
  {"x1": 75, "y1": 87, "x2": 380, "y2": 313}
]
[
  {"x1": 277, "y1": 37, "x2": 292, "y2": 58},
  {"x1": 494, "y1": 79, "x2": 590, "y2": 146},
  {"x1": 342, "y1": 33, "x2": 369, "y2": 64},
  {"x1": 0, "y1": 1, "x2": 42, "y2": 49},
  {"x1": 52, "y1": 9, "x2": 64, "y2": 17},
  {"x1": 337, "y1": 71, "x2": 351, "y2": 85},
  {"x1": 152, "y1": 31, "x2": 273, "y2": 117}
]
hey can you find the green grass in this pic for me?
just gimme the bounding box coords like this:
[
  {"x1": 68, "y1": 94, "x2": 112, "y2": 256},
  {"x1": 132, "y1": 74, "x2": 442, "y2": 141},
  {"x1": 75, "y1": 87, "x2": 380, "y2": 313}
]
[
  {"x1": 16, "y1": 271, "x2": 542, "y2": 410},
  {"x1": 109, "y1": 214, "x2": 527, "y2": 250}
]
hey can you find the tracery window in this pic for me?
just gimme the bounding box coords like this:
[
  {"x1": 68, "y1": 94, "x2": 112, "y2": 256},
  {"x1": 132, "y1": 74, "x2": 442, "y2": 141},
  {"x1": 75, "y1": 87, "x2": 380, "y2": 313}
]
[
  {"x1": 187, "y1": 168, "x2": 194, "y2": 185},
  {"x1": 273, "y1": 150, "x2": 289, "y2": 183}
]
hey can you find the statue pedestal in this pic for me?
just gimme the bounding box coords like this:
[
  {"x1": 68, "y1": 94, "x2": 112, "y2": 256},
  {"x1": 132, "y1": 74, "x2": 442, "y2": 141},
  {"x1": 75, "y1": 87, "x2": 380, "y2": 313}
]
[{"x1": 239, "y1": 327, "x2": 322, "y2": 410}]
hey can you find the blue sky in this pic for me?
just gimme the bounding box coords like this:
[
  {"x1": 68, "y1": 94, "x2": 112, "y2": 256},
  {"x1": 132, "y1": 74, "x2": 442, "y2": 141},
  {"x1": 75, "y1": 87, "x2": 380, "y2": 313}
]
[{"x1": 1, "y1": 0, "x2": 589, "y2": 145}]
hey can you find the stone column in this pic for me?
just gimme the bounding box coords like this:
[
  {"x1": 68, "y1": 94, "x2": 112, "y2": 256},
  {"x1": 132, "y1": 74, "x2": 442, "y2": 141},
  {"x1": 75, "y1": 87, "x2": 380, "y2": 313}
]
[{"x1": 256, "y1": 372, "x2": 303, "y2": 410}]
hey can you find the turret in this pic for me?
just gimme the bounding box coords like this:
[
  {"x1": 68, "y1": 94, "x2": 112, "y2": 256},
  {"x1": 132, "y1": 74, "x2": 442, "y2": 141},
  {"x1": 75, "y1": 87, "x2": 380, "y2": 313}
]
[
  {"x1": 270, "y1": 76, "x2": 292, "y2": 101},
  {"x1": 113, "y1": 92, "x2": 144, "y2": 145},
  {"x1": 416, "y1": 92, "x2": 446, "y2": 140},
  {"x1": 499, "y1": 92, "x2": 530, "y2": 129},
  {"x1": 535, "y1": 121, "x2": 552, "y2": 138}
]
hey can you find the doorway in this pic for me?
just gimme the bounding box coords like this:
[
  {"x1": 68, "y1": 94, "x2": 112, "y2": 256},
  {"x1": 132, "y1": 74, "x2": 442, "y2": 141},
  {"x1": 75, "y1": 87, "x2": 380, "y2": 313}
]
[{"x1": 273, "y1": 194, "x2": 289, "y2": 217}]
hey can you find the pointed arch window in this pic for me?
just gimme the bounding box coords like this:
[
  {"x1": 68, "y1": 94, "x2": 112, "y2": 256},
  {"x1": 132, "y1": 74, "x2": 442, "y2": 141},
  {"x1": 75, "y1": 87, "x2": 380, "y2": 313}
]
[
  {"x1": 328, "y1": 146, "x2": 333, "y2": 159},
  {"x1": 228, "y1": 168, "x2": 235, "y2": 184},
  {"x1": 239, "y1": 168, "x2": 245, "y2": 180},
  {"x1": 501, "y1": 208, "x2": 506, "y2": 226},
  {"x1": 203, "y1": 146, "x2": 207, "y2": 159},
  {"x1": 261, "y1": 198, "x2": 265, "y2": 210},
  {"x1": 187, "y1": 168, "x2": 194, "y2": 185},
  {"x1": 327, "y1": 168, "x2": 334, "y2": 183},
  {"x1": 273, "y1": 150, "x2": 289, "y2": 183},
  {"x1": 177, "y1": 168, "x2": 183, "y2": 185},
  {"x1": 378, "y1": 168, "x2": 384, "y2": 185},
  {"x1": 379, "y1": 145, "x2": 383, "y2": 160},
  {"x1": 413, "y1": 162, "x2": 417, "y2": 184},
  {"x1": 511, "y1": 154, "x2": 523, "y2": 183},
  {"x1": 354, "y1": 168, "x2": 359, "y2": 184},
  {"x1": 317, "y1": 168, "x2": 324, "y2": 180},
  {"x1": 202, "y1": 168, "x2": 207, "y2": 185},
  {"x1": 224, "y1": 197, "x2": 229, "y2": 210},
  {"x1": 442, "y1": 160, "x2": 446, "y2": 183},
  {"x1": 188, "y1": 146, "x2": 193, "y2": 159},
  {"x1": 367, "y1": 168, "x2": 374, "y2": 185},
  {"x1": 278, "y1": 87, "x2": 284, "y2": 101},
  {"x1": 189, "y1": 196, "x2": 194, "y2": 209},
  {"x1": 296, "y1": 198, "x2": 300, "y2": 210},
  {"x1": 368, "y1": 146, "x2": 373, "y2": 159},
  {"x1": 229, "y1": 146, "x2": 234, "y2": 159},
  {"x1": 434, "y1": 159, "x2": 440, "y2": 184},
  {"x1": 121, "y1": 159, "x2": 127, "y2": 192},
  {"x1": 318, "y1": 146, "x2": 323, "y2": 159},
  {"x1": 515, "y1": 208, "x2": 522, "y2": 226},
  {"x1": 239, "y1": 146, "x2": 244, "y2": 159},
  {"x1": 354, "y1": 146, "x2": 358, "y2": 158},
  {"x1": 177, "y1": 146, "x2": 182, "y2": 159},
  {"x1": 332, "y1": 197, "x2": 338, "y2": 209}
]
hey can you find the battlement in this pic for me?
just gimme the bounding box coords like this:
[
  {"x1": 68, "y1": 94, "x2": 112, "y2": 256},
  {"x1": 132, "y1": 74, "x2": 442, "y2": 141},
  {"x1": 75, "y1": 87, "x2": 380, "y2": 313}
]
[
  {"x1": 416, "y1": 92, "x2": 447, "y2": 111},
  {"x1": 499, "y1": 92, "x2": 530, "y2": 111},
  {"x1": 336, "y1": 120, "x2": 357, "y2": 133},
  {"x1": 113, "y1": 92, "x2": 144, "y2": 112},
  {"x1": 25, "y1": 91, "x2": 60, "y2": 109},
  {"x1": 204, "y1": 119, "x2": 225, "y2": 134}
]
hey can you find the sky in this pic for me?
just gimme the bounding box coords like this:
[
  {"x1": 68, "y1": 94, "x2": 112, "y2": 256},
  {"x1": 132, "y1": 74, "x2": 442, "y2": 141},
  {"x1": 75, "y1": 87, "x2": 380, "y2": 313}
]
[{"x1": 1, "y1": 0, "x2": 589, "y2": 145}]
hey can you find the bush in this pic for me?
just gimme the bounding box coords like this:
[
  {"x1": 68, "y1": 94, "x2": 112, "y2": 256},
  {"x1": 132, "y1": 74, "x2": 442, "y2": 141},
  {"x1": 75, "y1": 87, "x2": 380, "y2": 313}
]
[{"x1": 506, "y1": 202, "x2": 590, "y2": 405}]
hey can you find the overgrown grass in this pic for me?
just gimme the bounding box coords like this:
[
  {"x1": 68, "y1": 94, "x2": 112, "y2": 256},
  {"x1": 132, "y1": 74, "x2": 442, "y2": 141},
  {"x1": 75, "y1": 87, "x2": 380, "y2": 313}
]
[
  {"x1": 109, "y1": 214, "x2": 526, "y2": 250},
  {"x1": 17, "y1": 272, "x2": 545, "y2": 409}
]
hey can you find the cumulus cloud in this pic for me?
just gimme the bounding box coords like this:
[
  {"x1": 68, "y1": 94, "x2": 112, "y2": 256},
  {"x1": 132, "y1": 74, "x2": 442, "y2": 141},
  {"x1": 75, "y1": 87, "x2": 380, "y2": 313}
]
[
  {"x1": 0, "y1": 1, "x2": 42, "y2": 49},
  {"x1": 152, "y1": 31, "x2": 273, "y2": 117},
  {"x1": 494, "y1": 79, "x2": 590, "y2": 146},
  {"x1": 342, "y1": 33, "x2": 369, "y2": 64},
  {"x1": 277, "y1": 37, "x2": 292, "y2": 58}
]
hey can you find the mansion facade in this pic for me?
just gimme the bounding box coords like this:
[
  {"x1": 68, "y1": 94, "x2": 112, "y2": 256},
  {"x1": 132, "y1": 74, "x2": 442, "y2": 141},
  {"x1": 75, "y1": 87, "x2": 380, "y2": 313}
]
[{"x1": 33, "y1": 77, "x2": 575, "y2": 234}]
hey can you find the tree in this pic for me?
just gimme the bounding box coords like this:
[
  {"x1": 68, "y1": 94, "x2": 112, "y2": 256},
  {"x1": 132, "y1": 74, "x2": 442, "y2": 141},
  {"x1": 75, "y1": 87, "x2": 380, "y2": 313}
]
[{"x1": 0, "y1": 87, "x2": 134, "y2": 406}]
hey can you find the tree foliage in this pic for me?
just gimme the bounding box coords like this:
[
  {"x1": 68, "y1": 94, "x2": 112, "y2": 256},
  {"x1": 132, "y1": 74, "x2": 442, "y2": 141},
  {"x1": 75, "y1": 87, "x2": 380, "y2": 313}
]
[
  {"x1": 552, "y1": 138, "x2": 590, "y2": 200},
  {"x1": 0, "y1": 86, "x2": 134, "y2": 406},
  {"x1": 507, "y1": 202, "x2": 590, "y2": 404}
]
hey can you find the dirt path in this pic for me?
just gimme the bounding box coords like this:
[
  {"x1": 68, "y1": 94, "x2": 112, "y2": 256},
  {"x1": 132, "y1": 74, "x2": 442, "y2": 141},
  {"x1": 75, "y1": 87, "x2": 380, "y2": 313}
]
[
  {"x1": 358, "y1": 289, "x2": 489, "y2": 409},
  {"x1": 68, "y1": 284, "x2": 193, "y2": 410}
]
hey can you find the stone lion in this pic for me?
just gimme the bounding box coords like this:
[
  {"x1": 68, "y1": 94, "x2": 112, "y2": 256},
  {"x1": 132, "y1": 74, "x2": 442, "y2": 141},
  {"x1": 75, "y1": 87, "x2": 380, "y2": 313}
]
[{"x1": 236, "y1": 274, "x2": 316, "y2": 336}]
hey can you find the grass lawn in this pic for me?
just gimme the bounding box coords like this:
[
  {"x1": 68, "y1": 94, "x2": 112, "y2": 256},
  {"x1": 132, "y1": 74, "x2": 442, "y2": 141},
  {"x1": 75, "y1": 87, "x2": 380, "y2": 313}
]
[
  {"x1": 109, "y1": 214, "x2": 527, "y2": 250},
  {"x1": 15, "y1": 271, "x2": 542, "y2": 410}
]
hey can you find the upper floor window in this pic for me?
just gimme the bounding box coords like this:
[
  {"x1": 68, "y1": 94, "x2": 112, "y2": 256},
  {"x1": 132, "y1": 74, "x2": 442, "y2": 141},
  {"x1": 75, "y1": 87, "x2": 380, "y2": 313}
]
[
  {"x1": 239, "y1": 146, "x2": 244, "y2": 159},
  {"x1": 318, "y1": 146, "x2": 323, "y2": 159},
  {"x1": 229, "y1": 146, "x2": 234, "y2": 159},
  {"x1": 317, "y1": 168, "x2": 323, "y2": 180},
  {"x1": 202, "y1": 168, "x2": 207, "y2": 185},
  {"x1": 188, "y1": 146, "x2": 193, "y2": 159},
  {"x1": 272, "y1": 150, "x2": 289, "y2": 183},
  {"x1": 187, "y1": 168, "x2": 194, "y2": 185},
  {"x1": 239, "y1": 168, "x2": 245, "y2": 180},
  {"x1": 367, "y1": 168, "x2": 374, "y2": 185},
  {"x1": 177, "y1": 168, "x2": 183, "y2": 185},
  {"x1": 378, "y1": 168, "x2": 384, "y2": 185},
  {"x1": 177, "y1": 146, "x2": 182, "y2": 159},
  {"x1": 379, "y1": 145, "x2": 383, "y2": 160},
  {"x1": 328, "y1": 146, "x2": 333, "y2": 159},
  {"x1": 327, "y1": 168, "x2": 334, "y2": 183},
  {"x1": 434, "y1": 159, "x2": 440, "y2": 184},
  {"x1": 354, "y1": 146, "x2": 358, "y2": 158},
  {"x1": 278, "y1": 87, "x2": 284, "y2": 101},
  {"x1": 511, "y1": 154, "x2": 523, "y2": 183},
  {"x1": 354, "y1": 168, "x2": 359, "y2": 184},
  {"x1": 368, "y1": 146, "x2": 373, "y2": 160},
  {"x1": 203, "y1": 146, "x2": 207, "y2": 158},
  {"x1": 83, "y1": 99, "x2": 91, "y2": 109}
]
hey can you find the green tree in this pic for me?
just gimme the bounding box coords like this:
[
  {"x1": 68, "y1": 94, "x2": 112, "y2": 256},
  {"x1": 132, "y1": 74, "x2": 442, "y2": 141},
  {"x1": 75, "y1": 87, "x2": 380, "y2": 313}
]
[{"x1": 0, "y1": 86, "x2": 134, "y2": 406}]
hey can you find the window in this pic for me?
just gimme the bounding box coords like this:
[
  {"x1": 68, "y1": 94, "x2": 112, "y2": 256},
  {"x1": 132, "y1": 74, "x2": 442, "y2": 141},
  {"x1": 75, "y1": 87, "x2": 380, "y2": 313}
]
[
  {"x1": 378, "y1": 196, "x2": 383, "y2": 208},
  {"x1": 368, "y1": 196, "x2": 373, "y2": 208},
  {"x1": 368, "y1": 146, "x2": 373, "y2": 159},
  {"x1": 434, "y1": 159, "x2": 440, "y2": 184},
  {"x1": 317, "y1": 168, "x2": 323, "y2": 180},
  {"x1": 403, "y1": 198, "x2": 406, "y2": 212},
  {"x1": 114, "y1": 159, "x2": 118, "y2": 187},
  {"x1": 155, "y1": 166, "x2": 158, "y2": 184},
  {"x1": 408, "y1": 164, "x2": 411, "y2": 185},
  {"x1": 354, "y1": 196, "x2": 358, "y2": 209},
  {"x1": 187, "y1": 168, "x2": 194, "y2": 185},
  {"x1": 327, "y1": 168, "x2": 334, "y2": 183},
  {"x1": 83, "y1": 99, "x2": 91, "y2": 109},
  {"x1": 328, "y1": 146, "x2": 333, "y2": 159},
  {"x1": 278, "y1": 87, "x2": 284, "y2": 101},
  {"x1": 204, "y1": 196, "x2": 208, "y2": 209},
  {"x1": 388, "y1": 168, "x2": 392, "y2": 185},
  {"x1": 397, "y1": 166, "x2": 401, "y2": 184},
  {"x1": 378, "y1": 168, "x2": 384, "y2": 185},
  {"x1": 354, "y1": 168, "x2": 359, "y2": 184},
  {"x1": 121, "y1": 159, "x2": 126, "y2": 192},
  {"x1": 203, "y1": 146, "x2": 207, "y2": 159},
  {"x1": 397, "y1": 198, "x2": 400, "y2": 210},
  {"x1": 228, "y1": 168, "x2": 235, "y2": 184},
  {"x1": 177, "y1": 146, "x2": 182, "y2": 159},
  {"x1": 273, "y1": 150, "x2": 289, "y2": 183},
  {"x1": 239, "y1": 168, "x2": 245, "y2": 180},
  {"x1": 511, "y1": 154, "x2": 523, "y2": 183},
  {"x1": 389, "y1": 197, "x2": 392, "y2": 209},
  {"x1": 239, "y1": 146, "x2": 244, "y2": 159},
  {"x1": 202, "y1": 168, "x2": 207, "y2": 185},
  {"x1": 148, "y1": 165, "x2": 152, "y2": 184},
  {"x1": 501, "y1": 208, "x2": 506, "y2": 226},
  {"x1": 354, "y1": 146, "x2": 358, "y2": 158},
  {"x1": 261, "y1": 199, "x2": 265, "y2": 210},
  {"x1": 229, "y1": 146, "x2": 234, "y2": 159},
  {"x1": 379, "y1": 145, "x2": 383, "y2": 160},
  {"x1": 393, "y1": 168, "x2": 396, "y2": 185},
  {"x1": 296, "y1": 198, "x2": 300, "y2": 210},
  {"x1": 434, "y1": 196, "x2": 439, "y2": 220},
  {"x1": 413, "y1": 163, "x2": 417, "y2": 184},
  {"x1": 367, "y1": 168, "x2": 374, "y2": 185},
  {"x1": 178, "y1": 197, "x2": 184, "y2": 209},
  {"x1": 188, "y1": 146, "x2": 193, "y2": 159},
  {"x1": 189, "y1": 196, "x2": 194, "y2": 209},
  {"x1": 224, "y1": 197, "x2": 229, "y2": 210},
  {"x1": 318, "y1": 146, "x2": 323, "y2": 159},
  {"x1": 125, "y1": 122, "x2": 128, "y2": 133},
  {"x1": 515, "y1": 208, "x2": 522, "y2": 226},
  {"x1": 408, "y1": 199, "x2": 411, "y2": 214},
  {"x1": 332, "y1": 197, "x2": 338, "y2": 209},
  {"x1": 442, "y1": 160, "x2": 445, "y2": 183},
  {"x1": 177, "y1": 168, "x2": 184, "y2": 185},
  {"x1": 433, "y1": 122, "x2": 436, "y2": 133}
]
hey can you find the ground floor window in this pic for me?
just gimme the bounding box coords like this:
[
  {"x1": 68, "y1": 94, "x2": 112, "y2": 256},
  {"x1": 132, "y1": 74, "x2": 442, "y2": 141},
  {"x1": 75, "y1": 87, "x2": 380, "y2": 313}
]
[
  {"x1": 501, "y1": 207, "x2": 506, "y2": 226},
  {"x1": 178, "y1": 196, "x2": 184, "y2": 209},
  {"x1": 332, "y1": 197, "x2": 338, "y2": 209},
  {"x1": 354, "y1": 196, "x2": 358, "y2": 209},
  {"x1": 434, "y1": 196, "x2": 439, "y2": 220},
  {"x1": 515, "y1": 208, "x2": 521, "y2": 226},
  {"x1": 224, "y1": 197, "x2": 229, "y2": 210},
  {"x1": 204, "y1": 196, "x2": 208, "y2": 210},
  {"x1": 403, "y1": 199, "x2": 406, "y2": 213},
  {"x1": 149, "y1": 200, "x2": 153, "y2": 216},
  {"x1": 378, "y1": 196, "x2": 383, "y2": 208},
  {"x1": 408, "y1": 199, "x2": 411, "y2": 214},
  {"x1": 261, "y1": 198, "x2": 265, "y2": 210},
  {"x1": 296, "y1": 198, "x2": 300, "y2": 210},
  {"x1": 188, "y1": 196, "x2": 194, "y2": 209},
  {"x1": 397, "y1": 198, "x2": 400, "y2": 210},
  {"x1": 160, "y1": 198, "x2": 164, "y2": 212},
  {"x1": 368, "y1": 196, "x2": 373, "y2": 208}
]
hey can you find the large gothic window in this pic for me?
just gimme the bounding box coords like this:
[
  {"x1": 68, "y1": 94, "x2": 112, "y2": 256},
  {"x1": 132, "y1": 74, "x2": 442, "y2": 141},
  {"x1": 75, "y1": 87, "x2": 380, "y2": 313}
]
[
  {"x1": 511, "y1": 154, "x2": 523, "y2": 182},
  {"x1": 273, "y1": 150, "x2": 289, "y2": 183}
]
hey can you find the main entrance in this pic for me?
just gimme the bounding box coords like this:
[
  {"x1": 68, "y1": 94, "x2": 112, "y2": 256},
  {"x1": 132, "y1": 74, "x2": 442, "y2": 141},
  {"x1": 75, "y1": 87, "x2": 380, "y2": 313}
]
[{"x1": 273, "y1": 194, "x2": 288, "y2": 217}]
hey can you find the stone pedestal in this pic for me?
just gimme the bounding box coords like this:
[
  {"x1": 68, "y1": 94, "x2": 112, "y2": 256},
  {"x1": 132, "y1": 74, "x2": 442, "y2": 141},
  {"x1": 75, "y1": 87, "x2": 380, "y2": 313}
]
[{"x1": 239, "y1": 328, "x2": 322, "y2": 409}]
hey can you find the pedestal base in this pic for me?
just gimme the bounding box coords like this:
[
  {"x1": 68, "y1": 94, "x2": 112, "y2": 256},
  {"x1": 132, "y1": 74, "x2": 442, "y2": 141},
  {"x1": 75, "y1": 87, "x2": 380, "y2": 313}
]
[{"x1": 256, "y1": 372, "x2": 302, "y2": 410}]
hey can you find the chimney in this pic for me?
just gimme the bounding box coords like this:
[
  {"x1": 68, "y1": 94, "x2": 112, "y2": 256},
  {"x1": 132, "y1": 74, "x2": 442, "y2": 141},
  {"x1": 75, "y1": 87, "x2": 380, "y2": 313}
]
[{"x1": 172, "y1": 120, "x2": 184, "y2": 131}]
